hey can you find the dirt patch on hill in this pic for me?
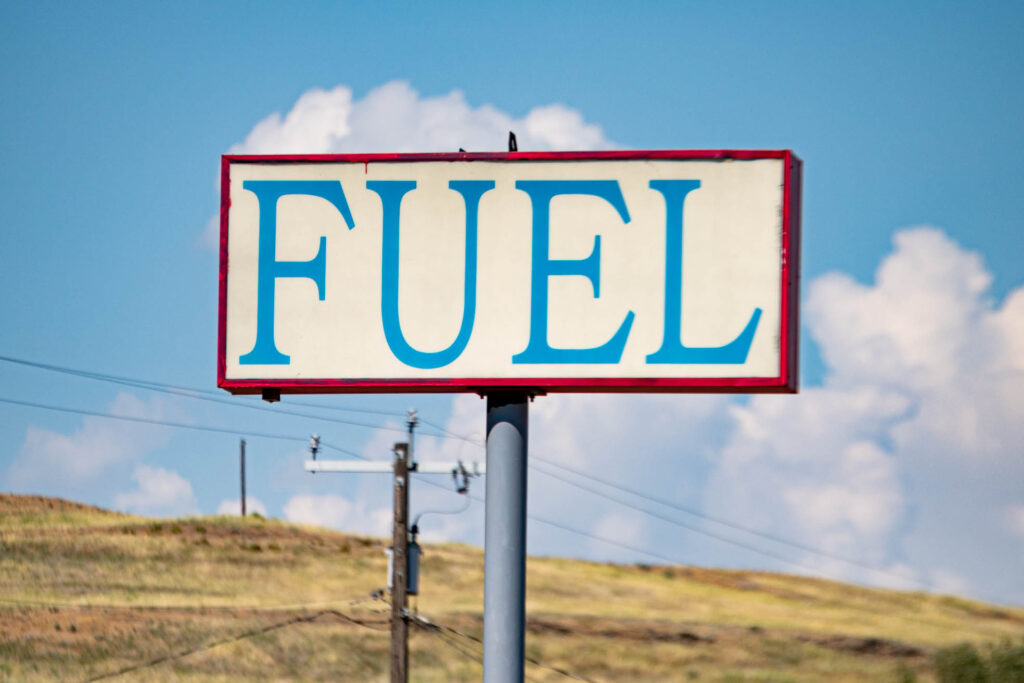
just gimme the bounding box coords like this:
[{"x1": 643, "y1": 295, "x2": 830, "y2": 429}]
[
  {"x1": 0, "y1": 493, "x2": 127, "y2": 518},
  {"x1": 797, "y1": 633, "x2": 925, "y2": 658}
]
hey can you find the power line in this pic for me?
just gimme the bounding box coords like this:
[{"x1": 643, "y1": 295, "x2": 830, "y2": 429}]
[
  {"x1": 416, "y1": 416, "x2": 483, "y2": 445},
  {"x1": 528, "y1": 457, "x2": 943, "y2": 592},
  {"x1": 85, "y1": 608, "x2": 386, "y2": 682},
  {"x1": 532, "y1": 455, "x2": 908, "y2": 577},
  {"x1": 415, "y1": 466, "x2": 928, "y2": 593},
  {"x1": 395, "y1": 419, "x2": 911, "y2": 581},
  {"x1": 319, "y1": 440, "x2": 368, "y2": 461},
  {"x1": 0, "y1": 353, "x2": 469, "y2": 443},
  {"x1": 0, "y1": 398, "x2": 398, "y2": 464},
  {"x1": 529, "y1": 462, "x2": 846, "y2": 581},
  {"x1": 413, "y1": 614, "x2": 592, "y2": 682},
  {"x1": 0, "y1": 354, "x2": 413, "y2": 433},
  {"x1": 0, "y1": 353, "x2": 402, "y2": 419},
  {"x1": 435, "y1": 434, "x2": 927, "y2": 589},
  {"x1": 410, "y1": 474, "x2": 686, "y2": 567},
  {"x1": 0, "y1": 396, "x2": 305, "y2": 443}
]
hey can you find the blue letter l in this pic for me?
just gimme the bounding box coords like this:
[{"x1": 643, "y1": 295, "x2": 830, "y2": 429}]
[{"x1": 645, "y1": 179, "x2": 761, "y2": 364}]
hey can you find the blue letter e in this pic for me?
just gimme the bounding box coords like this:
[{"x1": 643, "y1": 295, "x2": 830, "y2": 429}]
[
  {"x1": 239, "y1": 180, "x2": 355, "y2": 365},
  {"x1": 512, "y1": 180, "x2": 635, "y2": 364}
]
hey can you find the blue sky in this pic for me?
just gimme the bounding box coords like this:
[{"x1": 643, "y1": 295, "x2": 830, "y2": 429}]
[{"x1": 2, "y1": 1, "x2": 1023, "y2": 606}]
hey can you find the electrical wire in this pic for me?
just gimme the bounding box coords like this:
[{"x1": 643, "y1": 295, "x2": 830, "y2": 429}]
[
  {"x1": 409, "y1": 475, "x2": 687, "y2": 567},
  {"x1": 0, "y1": 352, "x2": 401, "y2": 417},
  {"x1": 413, "y1": 614, "x2": 592, "y2": 682},
  {"x1": 414, "y1": 466, "x2": 935, "y2": 593},
  {"x1": 0, "y1": 363, "x2": 409, "y2": 433},
  {"x1": 0, "y1": 396, "x2": 303, "y2": 443},
  {"x1": 531, "y1": 454, "x2": 926, "y2": 583},
  {"x1": 412, "y1": 494, "x2": 471, "y2": 530},
  {"x1": 529, "y1": 460, "x2": 899, "y2": 584},
  {"x1": 84, "y1": 608, "x2": 385, "y2": 682},
  {"x1": 319, "y1": 440, "x2": 369, "y2": 461},
  {"x1": 0, "y1": 353, "x2": 466, "y2": 441},
  {"x1": 409, "y1": 428, "x2": 933, "y2": 590},
  {"x1": 0, "y1": 397, "x2": 387, "y2": 471},
  {"x1": 416, "y1": 416, "x2": 483, "y2": 446},
  {"x1": 395, "y1": 415, "x2": 926, "y2": 584}
]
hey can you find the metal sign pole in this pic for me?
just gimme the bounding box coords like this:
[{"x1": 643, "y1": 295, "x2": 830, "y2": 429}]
[{"x1": 483, "y1": 390, "x2": 529, "y2": 683}]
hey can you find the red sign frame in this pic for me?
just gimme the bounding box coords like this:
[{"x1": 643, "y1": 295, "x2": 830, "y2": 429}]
[{"x1": 217, "y1": 149, "x2": 801, "y2": 394}]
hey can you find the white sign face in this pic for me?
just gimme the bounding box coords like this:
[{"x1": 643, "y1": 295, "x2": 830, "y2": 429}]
[{"x1": 218, "y1": 151, "x2": 800, "y2": 393}]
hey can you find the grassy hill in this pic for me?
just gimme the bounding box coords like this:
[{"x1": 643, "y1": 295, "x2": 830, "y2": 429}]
[{"x1": 1, "y1": 494, "x2": 1021, "y2": 681}]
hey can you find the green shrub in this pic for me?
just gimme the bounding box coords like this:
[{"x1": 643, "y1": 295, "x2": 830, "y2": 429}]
[
  {"x1": 935, "y1": 639, "x2": 1024, "y2": 683},
  {"x1": 936, "y1": 643, "x2": 989, "y2": 682},
  {"x1": 988, "y1": 639, "x2": 1024, "y2": 682}
]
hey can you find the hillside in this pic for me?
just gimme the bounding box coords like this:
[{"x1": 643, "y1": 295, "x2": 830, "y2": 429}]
[{"x1": 1, "y1": 494, "x2": 1021, "y2": 681}]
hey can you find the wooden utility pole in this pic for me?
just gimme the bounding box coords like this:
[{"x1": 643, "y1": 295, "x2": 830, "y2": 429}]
[
  {"x1": 390, "y1": 442, "x2": 410, "y2": 683},
  {"x1": 240, "y1": 439, "x2": 246, "y2": 517}
]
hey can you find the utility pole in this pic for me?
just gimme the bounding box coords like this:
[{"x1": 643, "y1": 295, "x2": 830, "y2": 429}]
[
  {"x1": 391, "y1": 442, "x2": 410, "y2": 683},
  {"x1": 303, "y1": 412, "x2": 483, "y2": 683},
  {"x1": 239, "y1": 439, "x2": 246, "y2": 517}
]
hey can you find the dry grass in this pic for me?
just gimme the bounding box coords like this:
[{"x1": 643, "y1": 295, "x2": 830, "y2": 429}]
[{"x1": 1, "y1": 493, "x2": 1022, "y2": 681}]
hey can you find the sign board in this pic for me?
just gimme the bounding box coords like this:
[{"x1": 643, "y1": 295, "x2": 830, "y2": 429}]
[{"x1": 218, "y1": 150, "x2": 800, "y2": 394}]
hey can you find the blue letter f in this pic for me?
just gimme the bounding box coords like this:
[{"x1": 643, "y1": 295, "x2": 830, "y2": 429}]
[{"x1": 239, "y1": 180, "x2": 355, "y2": 365}]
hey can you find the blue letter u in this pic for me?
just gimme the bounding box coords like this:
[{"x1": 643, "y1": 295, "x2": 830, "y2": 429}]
[{"x1": 367, "y1": 180, "x2": 494, "y2": 369}]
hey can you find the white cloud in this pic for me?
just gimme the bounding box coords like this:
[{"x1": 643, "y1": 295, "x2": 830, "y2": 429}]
[
  {"x1": 114, "y1": 465, "x2": 199, "y2": 517},
  {"x1": 216, "y1": 497, "x2": 268, "y2": 517},
  {"x1": 808, "y1": 228, "x2": 1024, "y2": 461},
  {"x1": 283, "y1": 493, "x2": 391, "y2": 537},
  {"x1": 231, "y1": 85, "x2": 353, "y2": 155},
  {"x1": 588, "y1": 511, "x2": 651, "y2": 564},
  {"x1": 230, "y1": 80, "x2": 615, "y2": 157},
  {"x1": 198, "y1": 214, "x2": 219, "y2": 251},
  {"x1": 930, "y1": 569, "x2": 972, "y2": 596},
  {"x1": 707, "y1": 386, "x2": 908, "y2": 569},
  {"x1": 707, "y1": 227, "x2": 1024, "y2": 602},
  {"x1": 1007, "y1": 505, "x2": 1024, "y2": 536},
  {"x1": 6, "y1": 393, "x2": 175, "y2": 491}
]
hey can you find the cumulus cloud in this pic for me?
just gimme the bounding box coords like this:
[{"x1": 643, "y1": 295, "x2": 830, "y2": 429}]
[
  {"x1": 707, "y1": 227, "x2": 1024, "y2": 603},
  {"x1": 216, "y1": 497, "x2": 268, "y2": 517},
  {"x1": 230, "y1": 80, "x2": 615, "y2": 157},
  {"x1": 114, "y1": 464, "x2": 199, "y2": 517},
  {"x1": 5, "y1": 393, "x2": 176, "y2": 493},
  {"x1": 588, "y1": 511, "x2": 652, "y2": 564},
  {"x1": 283, "y1": 493, "x2": 391, "y2": 537}
]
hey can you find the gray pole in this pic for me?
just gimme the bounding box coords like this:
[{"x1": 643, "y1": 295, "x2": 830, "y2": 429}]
[
  {"x1": 483, "y1": 391, "x2": 529, "y2": 683},
  {"x1": 240, "y1": 439, "x2": 246, "y2": 517}
]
